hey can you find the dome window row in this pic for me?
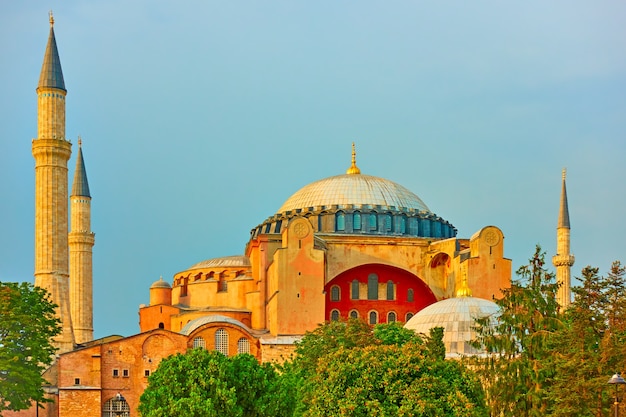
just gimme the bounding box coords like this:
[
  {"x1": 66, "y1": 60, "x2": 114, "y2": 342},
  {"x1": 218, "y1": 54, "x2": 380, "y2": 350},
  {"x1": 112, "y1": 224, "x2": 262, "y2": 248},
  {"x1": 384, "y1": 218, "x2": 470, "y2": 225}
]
[
  {"x1": 252, "y1": 207, "x2": 456, "y2": 239},
  {"x1": 330, "y1": 309, "x2": 406, "y2": 324},
  {"x1": 191, "y1": 330, "x2": 251, "y2": 356}
]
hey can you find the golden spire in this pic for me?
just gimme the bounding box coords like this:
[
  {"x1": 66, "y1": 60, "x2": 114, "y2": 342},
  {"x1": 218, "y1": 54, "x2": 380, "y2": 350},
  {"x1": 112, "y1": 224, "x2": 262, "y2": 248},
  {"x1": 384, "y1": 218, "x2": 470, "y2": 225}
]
[
  {"x1": 78, "y1": 135, "x2": 82, "y2": 147},
  {"x1": 562, "y1": 167, "x2": 566, "y2": 181},
  {"x1": 455, "y1": 267, "x2": 473, "y2": 298},
  {"x1": 49, "y1": 10, "x2": 54, "y2": 26},
  {"x1": 345, "y1": 142, "x2": 361, "y2": 175}
]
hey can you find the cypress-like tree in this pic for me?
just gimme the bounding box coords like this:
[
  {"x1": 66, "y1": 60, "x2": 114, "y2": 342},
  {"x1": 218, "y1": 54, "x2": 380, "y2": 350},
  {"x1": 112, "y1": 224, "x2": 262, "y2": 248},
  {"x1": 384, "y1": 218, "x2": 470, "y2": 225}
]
[{"x1": 472, "y1": 246, "x2": 561, "y2": 417}]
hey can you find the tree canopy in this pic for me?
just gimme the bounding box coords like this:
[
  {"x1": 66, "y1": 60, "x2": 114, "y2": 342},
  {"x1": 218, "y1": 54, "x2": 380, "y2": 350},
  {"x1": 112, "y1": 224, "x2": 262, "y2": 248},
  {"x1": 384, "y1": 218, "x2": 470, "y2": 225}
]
[
  {"x1": 138, "y1": 348, "x2": 294, "y2": 417},
  {"x1": 472, "y1": 247, "x2": 626, "y2": 417},
  {"x1": 287, "y1": 319, "x2": 486, "y2": 417},
  {"x1": 0, "y1": 281, "x2": 60, "y2": 413}
]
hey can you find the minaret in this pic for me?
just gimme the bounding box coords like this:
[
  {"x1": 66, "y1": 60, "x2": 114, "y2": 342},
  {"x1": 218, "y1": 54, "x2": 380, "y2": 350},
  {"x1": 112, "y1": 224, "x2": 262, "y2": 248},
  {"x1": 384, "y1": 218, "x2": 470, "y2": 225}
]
[
  {"x1": 69, "y1": 138, "x2": 95, "y2": 344},
  {"x1": 552, "y1": 169, "x2": 575, "y2": 308},
  {"x1": 33, "y1": 12, "x2": 74, "y2": 352}
]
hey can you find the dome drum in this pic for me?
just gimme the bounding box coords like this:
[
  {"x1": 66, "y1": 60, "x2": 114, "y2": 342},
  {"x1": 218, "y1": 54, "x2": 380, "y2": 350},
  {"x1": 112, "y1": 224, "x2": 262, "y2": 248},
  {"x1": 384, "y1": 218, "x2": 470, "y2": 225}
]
[{"x1": 251, "y1": 206, "x2": 456, "y2": 240}]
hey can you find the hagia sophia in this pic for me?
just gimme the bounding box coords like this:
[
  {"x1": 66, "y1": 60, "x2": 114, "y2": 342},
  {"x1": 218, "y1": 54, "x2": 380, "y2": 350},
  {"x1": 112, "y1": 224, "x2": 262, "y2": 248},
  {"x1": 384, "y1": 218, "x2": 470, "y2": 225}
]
[{"x1": 8, "y1": 14, "x2": 574, "y2": 417}]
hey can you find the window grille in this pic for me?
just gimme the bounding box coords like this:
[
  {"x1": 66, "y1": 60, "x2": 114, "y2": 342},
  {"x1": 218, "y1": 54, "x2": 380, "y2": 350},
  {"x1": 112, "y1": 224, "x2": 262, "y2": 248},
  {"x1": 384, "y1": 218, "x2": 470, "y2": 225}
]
[{"x1": 215, "y1": 329, "x2": 229, "y2": 356}]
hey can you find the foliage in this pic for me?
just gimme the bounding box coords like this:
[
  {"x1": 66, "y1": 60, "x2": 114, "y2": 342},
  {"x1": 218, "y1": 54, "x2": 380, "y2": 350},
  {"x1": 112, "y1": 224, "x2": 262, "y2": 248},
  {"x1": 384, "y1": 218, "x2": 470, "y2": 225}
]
[
  {"x1": 471, "y1": 246, "x2": 562, "y2": 417},
  {"x1": 303, "y1": 342, "x2": 488, "y2": 417},
  {"x1": 544, "y1": 262, "x2": 626, "y2": 417},
  {"x1": 286, "y1": 319, "x2": 485, "y2": 416},
  {"x1": 0, "y1": 281, "x2": 61, "y2": 413},
  {"x1": 138, "y1": 349, "x2": 294, "y2": 417}
]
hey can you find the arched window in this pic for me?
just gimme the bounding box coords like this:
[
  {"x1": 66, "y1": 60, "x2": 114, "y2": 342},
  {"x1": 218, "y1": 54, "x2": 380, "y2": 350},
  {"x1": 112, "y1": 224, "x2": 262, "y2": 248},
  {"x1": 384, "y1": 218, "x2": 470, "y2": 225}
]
[
  {"x1": 369, "y1": 213, "x2": 377, "y2": 230},
  {"x1": 237, "y1": 338, "x2": 250, "y2": 355},
  {"x1": 353, "y1": 212, "x2": 362, "y2": 230},
  {"x1": 330, "y1": 285, "x2": 341, "y2": 301},
  {"x1": 351, "y1": 279, "x2": 359, "y2": 300},
  {"x1": 407, "y1": 288, "x2": 414, "y2": 302},
  {"x1": 103, "y1": 395, "x2": 130, "y2": 417},
  {"x1": 369, "y1": 311, "x2": 378, "y2": 325},
  {"x1": 330, "y1": 310, "x2": 340, "y2": 321},
  {"x1": 158, "y1": 322, "x2": 164, "y2": 329},
  {"x1": 193, "y1": 337, "x2": 206, "y2": 349},
  {"x1": 367, "y1": 274, "x2": 378, "y2": 300},
  {"x1": 406, "y1": 312, "x2": 414, "y2": 322},
  {"x1": 387, "y1": 311, "x2": 397, "y2": 323},
  {"x1": 399, "y1": 215, "x2": 407, "y2": 234},
  {"x1": 386, "y1": 280, "x2": 395, "y2": 300},
  {"x1": 336, "y1": 212, "x2": 345, "y2": 231},
  {"x1": 218, "y1": 272, "x2": 227, "y2": 292},
  {"x1": 349, "y1": 310, "x2": 359, "y2": 319},
  {"x1": 383, "y1": 213, "x2": 392, "y2": 231},
  {"x1": 215, "y1": 329, "x2": 229, "y2": 356}
]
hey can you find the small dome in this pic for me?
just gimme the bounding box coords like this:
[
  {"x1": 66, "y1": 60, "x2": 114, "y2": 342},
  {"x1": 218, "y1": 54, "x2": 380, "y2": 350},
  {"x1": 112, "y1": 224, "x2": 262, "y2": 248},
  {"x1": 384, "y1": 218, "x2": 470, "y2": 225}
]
[
  {"x1": 150, "y1": 276, "x2": 171, "y2": 289},
  {"x1": 277, "y1": 174, "x2": 431, "y2": 214},
  {"x1": 188, "y1": 255, "x2": 250, "y2": 270},
  {"x1": 404, "y1": 297, "x2": 499, "y2": 357}
]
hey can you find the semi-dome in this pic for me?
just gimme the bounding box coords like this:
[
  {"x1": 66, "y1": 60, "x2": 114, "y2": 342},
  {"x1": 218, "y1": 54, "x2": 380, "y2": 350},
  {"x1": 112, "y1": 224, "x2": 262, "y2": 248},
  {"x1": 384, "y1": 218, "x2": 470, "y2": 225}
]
[
  {"x1": 188, "y1": 255, "x2": 251, "y2": 270},
  {"x1": 277, "y1": 173, "x2": 431, "y2": 214},
  {"x1": 404, "y1": 296, "x2": 499, "y2": 357}
]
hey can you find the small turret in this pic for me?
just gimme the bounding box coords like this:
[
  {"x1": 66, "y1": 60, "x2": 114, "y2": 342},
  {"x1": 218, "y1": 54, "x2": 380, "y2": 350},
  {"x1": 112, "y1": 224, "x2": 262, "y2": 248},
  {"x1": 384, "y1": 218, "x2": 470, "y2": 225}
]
[{"x1": 150, "y1": 276, "x2": 172, "y2": 306}]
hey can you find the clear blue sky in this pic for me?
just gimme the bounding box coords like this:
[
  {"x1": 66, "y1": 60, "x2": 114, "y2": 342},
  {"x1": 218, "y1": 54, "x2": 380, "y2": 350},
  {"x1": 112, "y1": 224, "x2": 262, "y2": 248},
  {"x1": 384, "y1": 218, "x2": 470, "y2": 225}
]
[{"x1": 1, "y1": 1, "x2": 625, "y2": 338}]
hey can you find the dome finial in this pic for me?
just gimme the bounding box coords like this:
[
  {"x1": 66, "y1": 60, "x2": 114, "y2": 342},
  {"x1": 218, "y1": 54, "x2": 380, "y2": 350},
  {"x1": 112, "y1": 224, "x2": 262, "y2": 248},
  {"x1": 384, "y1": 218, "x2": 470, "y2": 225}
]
[
  {"x1": 346, "y1": 142, "x2": 361, "y2": 175},
  {"x1": 562, "y1": 167, "x2": 566, "y2": 180},
  {"x1": 49, "y1": 10, "x2": 54, "y2": 26},
  {"x1": 456, "y1": 267, "x2": 473, "y2": 298}
]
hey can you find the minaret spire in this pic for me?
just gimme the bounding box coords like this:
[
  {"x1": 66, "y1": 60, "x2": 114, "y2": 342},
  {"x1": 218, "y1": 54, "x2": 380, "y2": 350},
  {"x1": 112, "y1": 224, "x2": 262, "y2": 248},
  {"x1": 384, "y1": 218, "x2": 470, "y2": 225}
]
[
  {"x1": 69, "y1": 138, "x2": 95, "y2": 344},
  {"x1": 552, "y1": 168, "x2": 575, "y2": 308}
]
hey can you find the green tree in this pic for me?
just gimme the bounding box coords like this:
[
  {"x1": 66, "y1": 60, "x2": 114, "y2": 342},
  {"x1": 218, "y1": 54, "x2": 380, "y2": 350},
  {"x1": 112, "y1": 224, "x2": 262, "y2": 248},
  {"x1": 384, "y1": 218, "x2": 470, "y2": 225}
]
[
  {"x1": 303, "y1": 342, "x2": 488, "y2": 417},
  {"x1": 472, "y1": 246, "x2": 562, "y2": 417},
  {"x1": 0, "y1": 281, "x2": 61, "y2": 413},
  {"x1": 546, "y1": 262, "x2": 626, "y2": 417},
  {"x1": 287, "y1": 319, "x2": 483, "y2": 416},
  {"x1": 138, "y1": 348, "x2": 293, "y2": 417}
]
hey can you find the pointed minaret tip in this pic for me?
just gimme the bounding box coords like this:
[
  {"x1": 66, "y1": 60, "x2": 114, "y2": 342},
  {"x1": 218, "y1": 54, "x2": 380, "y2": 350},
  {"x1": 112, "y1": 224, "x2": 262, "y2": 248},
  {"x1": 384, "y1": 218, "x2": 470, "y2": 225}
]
[
  {"x1": 71, "y1": 137, "x2": 91, "y2": 198},
  {"x1": 346, "y1": 142, "x2": 361, "y2": 175},
  {"x1": 557, "y1": 168, "x2": 570, "y2": 229}
]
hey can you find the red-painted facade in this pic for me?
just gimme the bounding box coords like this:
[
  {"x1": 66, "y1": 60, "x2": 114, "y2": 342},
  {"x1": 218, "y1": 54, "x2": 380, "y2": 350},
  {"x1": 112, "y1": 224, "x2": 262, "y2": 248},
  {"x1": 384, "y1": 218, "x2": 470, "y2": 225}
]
[{"x1": 324, "y1": 263, "x2": 437, "y2": 323}]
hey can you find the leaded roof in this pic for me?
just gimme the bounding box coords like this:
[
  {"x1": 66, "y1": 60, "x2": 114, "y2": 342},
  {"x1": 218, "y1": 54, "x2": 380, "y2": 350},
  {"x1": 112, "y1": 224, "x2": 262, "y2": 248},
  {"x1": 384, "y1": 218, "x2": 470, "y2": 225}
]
[
  {"x1": 38, "y1": 22, "x2": 65, "y2": 92},
  {"x1": 276, "y1": 174, "x2": 431, "y2": 214}
]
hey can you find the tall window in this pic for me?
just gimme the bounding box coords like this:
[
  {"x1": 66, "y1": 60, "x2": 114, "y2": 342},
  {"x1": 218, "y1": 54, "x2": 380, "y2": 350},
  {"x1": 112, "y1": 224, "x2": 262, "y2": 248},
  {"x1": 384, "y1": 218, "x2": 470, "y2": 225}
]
[
  {"x1": 386, "y1": 280, "x2": 395, "y2": 300},
  {"x1": 336, "y1": 212, "x2": 345, "y2": 231},
  {"x1": 369, "y1": 213, "x2": 377, "y2": 230},
  {"x1": 369, "y1": 311, "x2": 378, "y2": 325},
  {"x1": 237, "y1": 338, "x2": 250, "y2": 355},
  {"x1": 330, "y1": 285, "x2": 340, "y2": 301},
  {"x1": 349, "y1": 310, "x2": 359, "y2": 319},
  {"x1": 351, "y1": 279, "x2": 359, "y2": 300},
  {"x1": 353, "y1": 212, "x2": 361, "y2": 230},
  {"x1": 387, "y1": 311, "x2": 397, "y2": 323},
  {"x1": 103, "y1": 396, "x2": 130, "y2": 417},
  {"x1": 407, "y1": 288, "x2": 414, "y2": 302},
  {"x1": 193, "y1": 337, "x2": 206, "y2": 349},
  {"x1": 218, "y1": 273, "x2": 227, "y2": 292},
  {"x1": 215, "y1": 329, "x2": 229, "y2": 356},
  {"x1": 330, "y1": 310, "x2": 340, "y2": 321},
  {"x1": 367, "y1": 274, "x2": 378, "y2": 300},
  {"x1": 406, "y1": 312, "x2": 414, "y2": 321},
  {"x1": 383, "y1": 213, "x2": 392, "y2": 231}
]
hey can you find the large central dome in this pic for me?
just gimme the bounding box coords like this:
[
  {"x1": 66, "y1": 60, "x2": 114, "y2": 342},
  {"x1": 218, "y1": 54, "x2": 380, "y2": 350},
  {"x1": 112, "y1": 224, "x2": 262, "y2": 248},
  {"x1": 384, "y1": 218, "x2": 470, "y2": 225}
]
[
  {"x1": 277, "y1": 144, "x2": 430, "y2": 214},
  {"x1": 250, "y1": 145, "x2": 456, "y2": 240},
  {"x1": 277, "y1": 173, "x2": 431, "y2": 214}
]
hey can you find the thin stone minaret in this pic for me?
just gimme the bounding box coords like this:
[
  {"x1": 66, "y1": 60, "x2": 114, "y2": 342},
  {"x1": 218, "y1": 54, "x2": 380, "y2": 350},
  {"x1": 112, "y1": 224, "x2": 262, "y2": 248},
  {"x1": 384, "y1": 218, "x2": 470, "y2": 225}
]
[
  {"x1": 69, "y1": 138, "x2": 95, "y2": 344},
  {"x1": 33, "y1": 12, "x2": 74, "y2": 352},
  {"x1": 552, "y1": 169, "x2": 575, "y2": 308}
]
